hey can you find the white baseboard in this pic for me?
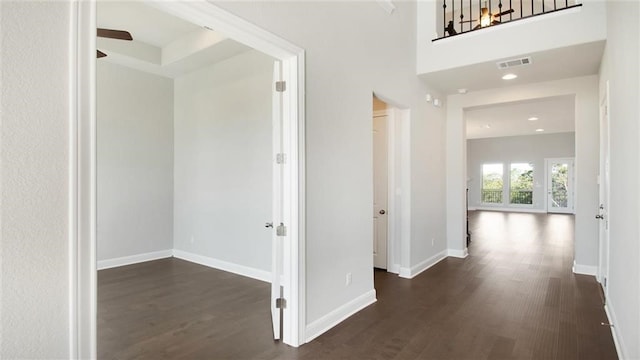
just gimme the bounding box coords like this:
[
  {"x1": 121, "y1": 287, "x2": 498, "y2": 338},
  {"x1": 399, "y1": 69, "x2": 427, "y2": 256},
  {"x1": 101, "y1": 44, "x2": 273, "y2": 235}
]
[
  {"x1": 97, "y1": 249, "x2": 174, "y2": 270},
  {"x1": 572, "y1": 261, "x2": 597, "y2": 276},
  {"x1": 173, "y1": 249, "x2": 271, "y2": 283},
  {"x1": 388, "y1": 264, "x2": 401, "y2": 274},
  {"x1": 305, "y1": 289, "x2": 377, "y2": 343},
  {"x1": 447, "y1": 248, "x2": 469, "y2": 258},
  {"x1": 604, "y1": 304, "x2": 627, "y2": 360},
  {"x1": 468, "y1": 206, "x2": 477, "y2": 211},
  {"x1": 472, "y1": 206, "x2": 546, "y2": 213},
  {"x1": 398, "y1": 250, "x2": 447, "y2": 279}
]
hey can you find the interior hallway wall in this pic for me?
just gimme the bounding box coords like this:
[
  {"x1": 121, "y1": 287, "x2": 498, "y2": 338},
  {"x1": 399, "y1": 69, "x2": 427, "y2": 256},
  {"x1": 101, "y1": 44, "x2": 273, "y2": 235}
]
[
  {"x1": 0, "y1": 1, "x2": 73, "y2": 358},
  {"x1": 173, "y1": 50, "x2": 273, "y2": 276},
  {"x1": 598, "y1": 1, "x2": 640, "y2": 358},
  {"x1": 97, "y1": 62, "x2": 174, "y2": 265},
  {"x1": 215, "y1": 1, "x2": 447, "y2": 331}
]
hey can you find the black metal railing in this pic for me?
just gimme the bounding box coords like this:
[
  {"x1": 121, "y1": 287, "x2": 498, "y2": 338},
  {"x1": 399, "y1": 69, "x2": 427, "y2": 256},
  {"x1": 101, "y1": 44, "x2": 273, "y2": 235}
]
[
  {"x1": 435, "y1": 0, "x2": 582, "y2": 40},
  {"x1": 481, "y1": 189, "x2": 503, "y2": 203},
  {"x1": 510, "y1": 190, "x2": 533, "y2": 204}
]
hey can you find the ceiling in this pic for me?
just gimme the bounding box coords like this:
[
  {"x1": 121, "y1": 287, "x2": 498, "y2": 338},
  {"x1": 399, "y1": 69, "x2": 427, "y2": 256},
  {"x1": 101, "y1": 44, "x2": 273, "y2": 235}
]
[
  {"x1": 419, "y1": 41, "x2": 604, "y2": 96},
  {"x1": 99, "y1": 1, "x2": 593, "y2": 140},
  {"x1": 97, "y1": 1, "x2": 254, "y2": 78},
  {"x1": 465, "y1": 95, "x2": 575, "y2": 139},
  {"x1": 419, "y1": 39, "x2": 603, "y2": 140}
]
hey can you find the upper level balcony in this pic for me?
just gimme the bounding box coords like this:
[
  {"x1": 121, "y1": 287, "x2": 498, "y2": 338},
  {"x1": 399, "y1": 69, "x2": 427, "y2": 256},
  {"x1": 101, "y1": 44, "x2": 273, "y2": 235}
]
[{"x1": 417, "y1": 0, "x2": 607, "y2": 94}]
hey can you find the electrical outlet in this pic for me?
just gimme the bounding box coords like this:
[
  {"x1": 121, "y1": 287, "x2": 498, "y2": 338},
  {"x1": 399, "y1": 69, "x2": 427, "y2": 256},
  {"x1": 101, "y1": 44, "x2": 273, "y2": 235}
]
[{"x1": 345, "y1": 273, "x2": 352, "y2": 286}]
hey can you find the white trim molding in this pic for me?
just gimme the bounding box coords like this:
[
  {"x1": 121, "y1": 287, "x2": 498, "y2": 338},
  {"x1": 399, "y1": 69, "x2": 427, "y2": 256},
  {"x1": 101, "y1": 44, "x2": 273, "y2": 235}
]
[
  {"x1": 399, "y1": 250, "x2": 447, "y2": 279},
  {"x1": 97, "y1": 250, "x2": 173, "y2": 270},
  {"x1": 604, "y1": 304, "x2": 627, "y2": 360},
  {"x1": 447, "y1": 248, "x2": 469, "y2": 258},
  {"x1": 572, "y1": 261, "x2": 597, "y2": 276},
  {"x1": 173, "y1": 249, "x2": 271, "y2": 283},
  {"x1": 305, "y1": 290, "x2": 377, "y2": 343}
]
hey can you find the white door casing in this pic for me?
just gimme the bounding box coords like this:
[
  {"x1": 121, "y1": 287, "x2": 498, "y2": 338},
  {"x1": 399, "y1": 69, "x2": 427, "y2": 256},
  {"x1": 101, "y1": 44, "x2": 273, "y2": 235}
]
[
  {"x1": 73, "y1": 1, "x2": 307, "y2": 357},
  {"x1": 271, "y1": 61, "x2": 284, "y2": 340},
  {"x1": 545, "y1": 158, "x2": 575, "y2": 214},
  {"x1": 598, "y1": 81, "x2": 611, "y2": 298},
  {"x1": 373, "y1": 112, "x2": 388, "y2": 269}
]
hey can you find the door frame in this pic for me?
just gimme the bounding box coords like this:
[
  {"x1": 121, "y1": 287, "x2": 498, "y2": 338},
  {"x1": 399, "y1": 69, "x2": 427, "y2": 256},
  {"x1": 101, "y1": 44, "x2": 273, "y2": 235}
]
[
  {"x1": 544, "y1": 158, "x2": 575, "y2": 214},
  {"x1": 372, "y1": 105, "x2": 411, "y2": 276},
  {"x1": 70, "y1": 1, "x2": 306, "y2": 357},
  {"x1": 597, "y1": 81, "x2": 611, "y2": 295}
]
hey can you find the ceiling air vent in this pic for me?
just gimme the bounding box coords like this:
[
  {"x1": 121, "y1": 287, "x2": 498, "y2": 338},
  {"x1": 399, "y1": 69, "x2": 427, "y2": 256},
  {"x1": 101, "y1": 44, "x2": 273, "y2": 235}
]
[{"x1": 497, "y1": 57, "x2": 532, "y2": 69}]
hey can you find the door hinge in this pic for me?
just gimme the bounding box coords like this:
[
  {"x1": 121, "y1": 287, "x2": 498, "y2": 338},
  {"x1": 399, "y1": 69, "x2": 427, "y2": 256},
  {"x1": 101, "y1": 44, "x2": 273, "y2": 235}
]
[
  {"x1": 276, "y1": 297, "x2": 287, "y2": 309},
  {"x1": 276, "y1": 223, "x2": 287, "y2": 236},
  {"x1": 276, "y1": 153, "x2": 287, "y2": 164},
  {"x1": 275, "y1": 81, "x2": 286, "y2": 92}
]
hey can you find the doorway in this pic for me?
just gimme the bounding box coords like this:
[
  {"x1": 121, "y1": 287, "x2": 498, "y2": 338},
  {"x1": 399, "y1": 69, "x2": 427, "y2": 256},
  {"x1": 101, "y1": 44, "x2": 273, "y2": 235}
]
[
  {"x1": 373, "y1": 98, "x2": 389, "y2": 270},
  {"x1": 74, "y1": 1, "x2": 306, "y2": 357},
  {"x1": 371, "y1": 95, "x2": 409, "y2": 274},
  {"x1": 545, "y1": 158, "x2": 575, "y2": 214}
]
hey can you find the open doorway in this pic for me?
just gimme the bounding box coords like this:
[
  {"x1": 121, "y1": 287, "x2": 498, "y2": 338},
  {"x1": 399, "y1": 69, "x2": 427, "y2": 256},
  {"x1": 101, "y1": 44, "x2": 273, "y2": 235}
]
[
  {"x1": 76, "y1": 1, "x2": 305, "y2": 357},
  {"x1": 371, "y1": 95, "x2": 410, "y2": 276},
  {"x1": 372, "y1": 97, "x2": 390, "y2": 270}
]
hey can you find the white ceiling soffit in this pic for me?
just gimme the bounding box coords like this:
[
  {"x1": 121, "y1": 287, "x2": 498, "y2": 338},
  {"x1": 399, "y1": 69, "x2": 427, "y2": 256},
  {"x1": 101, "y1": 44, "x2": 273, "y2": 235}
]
[
  {"x1": 97, "y1": 1, "x2": 253, "y2": 78},
  {"x1": 419, "y1": 40, "x2": 605, "y2": 95},
  {"x1": 465, "y1": 95, "x2": 575, "y2": 139}
]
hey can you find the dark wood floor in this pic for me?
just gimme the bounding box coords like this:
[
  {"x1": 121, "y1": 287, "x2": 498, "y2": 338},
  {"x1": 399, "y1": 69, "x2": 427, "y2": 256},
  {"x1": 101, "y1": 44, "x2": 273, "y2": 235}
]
[{"x1": 98, "y1": 211, "x2": 618, "y2": 359}]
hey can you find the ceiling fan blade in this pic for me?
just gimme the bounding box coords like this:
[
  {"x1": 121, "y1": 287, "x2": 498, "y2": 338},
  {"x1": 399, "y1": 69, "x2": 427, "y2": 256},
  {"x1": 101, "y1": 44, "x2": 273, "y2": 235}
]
[
  {"x1": 97, "y1": 28, "x2": 133, "y2": 41},
  {"x1": 97, "y1": 50, "x2": 107, "y2": 58},
  {"x1": 496, "y1": 9, "x2": 515, "y2": 16}
]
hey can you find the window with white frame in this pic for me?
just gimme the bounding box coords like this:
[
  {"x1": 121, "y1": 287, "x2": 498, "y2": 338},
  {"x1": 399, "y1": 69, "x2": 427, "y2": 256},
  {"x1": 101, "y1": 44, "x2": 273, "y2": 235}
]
[{"x1": 509, "y1": 163, "x2": 534, "y2": 205}]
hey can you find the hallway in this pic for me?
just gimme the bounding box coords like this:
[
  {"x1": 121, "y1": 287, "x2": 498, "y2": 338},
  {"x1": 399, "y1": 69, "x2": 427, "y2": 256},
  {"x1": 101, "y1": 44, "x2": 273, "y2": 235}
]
[
  {"x1": 97, "y1": 211, "x2": 618, "y2": 359},
  {"x1": 294, "y1": 211, "x2": 617, "y2": 359}
]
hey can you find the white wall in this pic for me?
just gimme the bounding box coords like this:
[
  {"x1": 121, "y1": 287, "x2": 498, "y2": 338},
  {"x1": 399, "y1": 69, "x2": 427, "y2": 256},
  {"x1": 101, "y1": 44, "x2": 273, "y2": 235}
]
[
  {"x1": 97, "y1": 62, "x2": 174, "y2": 264},
  {"x1": 467, "y1": 133, "x2": 575, "y2": 211},
  {"x1": 599, "y1": 1, "x2": 640, "y2": 358},
  {"x1": 417, "y1": 0, "x2": 606, "y2": 74},
  {"x1": 447, "y1": 75, "x2": 600, "y2": 268},
  {"x1": 215, "y1": 1, "x2": 447, "y2": 328},
  {"x1": 173, "y1": 50, "x2": 273, "y2": 275},
  {"x1": 0, "y1": 1, "x2": 72, "y2": 358}
]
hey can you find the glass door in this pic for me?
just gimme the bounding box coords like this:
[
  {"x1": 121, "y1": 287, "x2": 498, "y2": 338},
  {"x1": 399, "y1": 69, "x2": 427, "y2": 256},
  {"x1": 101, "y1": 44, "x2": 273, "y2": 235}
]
[{"x1": 546, "y1": 158, "x2": 574, "y2": 213}]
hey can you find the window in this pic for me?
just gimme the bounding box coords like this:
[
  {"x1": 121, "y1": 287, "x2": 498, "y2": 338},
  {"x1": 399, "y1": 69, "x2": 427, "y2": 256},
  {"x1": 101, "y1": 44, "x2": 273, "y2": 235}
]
[
  {"x1": 482, "y1": 163, "x2": 503, "y2": 204},
  {"x1": 510, "y1": 163, "x2": 534, "y2": 205}
]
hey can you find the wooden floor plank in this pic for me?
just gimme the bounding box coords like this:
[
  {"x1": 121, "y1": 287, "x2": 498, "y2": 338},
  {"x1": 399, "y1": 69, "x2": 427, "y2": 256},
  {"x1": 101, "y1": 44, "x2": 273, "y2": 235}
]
[{"x1": 98, "y1": 211, "x2": 618, "y2": 359}]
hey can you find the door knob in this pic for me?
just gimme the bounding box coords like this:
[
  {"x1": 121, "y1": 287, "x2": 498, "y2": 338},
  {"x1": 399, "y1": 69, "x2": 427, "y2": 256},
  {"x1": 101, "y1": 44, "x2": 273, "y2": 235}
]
[
  {"x1": 379, "y1": 210, "x2": 386, "y2": 215},
  {"x1": 265, "y1": 222, "x2": 274, "y2": 228},
  {"x1": 595, "y1": 215, "x2": 604, "y2": 220}
]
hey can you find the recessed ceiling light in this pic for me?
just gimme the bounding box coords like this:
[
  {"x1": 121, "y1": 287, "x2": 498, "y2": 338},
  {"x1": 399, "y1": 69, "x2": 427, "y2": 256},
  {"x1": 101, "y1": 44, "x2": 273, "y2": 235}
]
[
  {"x1": 458, "y1": 88, "x2": 468, "y2": 94},
  {"x1": 483, "y1": 124, "x2": 492, "y2": 129},
  {"x1": 502, "y1": 73, "x2": 518, "y2": 80},
  {"x1": 528, "y1": 117, "x2": 539, "y2": 121},
  {"x1": 535, "y1": 128, "x2": 545, "y2": 132}
]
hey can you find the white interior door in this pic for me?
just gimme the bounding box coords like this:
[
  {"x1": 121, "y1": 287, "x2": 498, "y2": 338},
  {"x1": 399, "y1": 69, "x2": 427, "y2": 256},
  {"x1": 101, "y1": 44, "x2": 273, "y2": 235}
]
[
  {"x1": 598, "y1": 82, "x2": 611, "y2": 299},
  {"x1": 373, "y1": 113, "x2": 388, "y2": 269},
  {"x1": 546, "y1": 158, "x2": 574, "y2": 214},
  {"x1": 270, "y1": 61, "x2": 284, "y2": 340}
]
